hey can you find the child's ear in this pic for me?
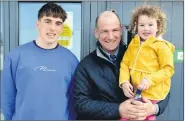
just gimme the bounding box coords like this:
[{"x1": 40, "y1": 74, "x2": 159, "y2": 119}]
[{"x1": 134, "y1": 22, "x2": 137, "y2": 32}]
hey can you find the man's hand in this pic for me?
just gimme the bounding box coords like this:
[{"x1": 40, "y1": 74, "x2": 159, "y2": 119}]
[
  {"x1": 138, "y1": 77, "x2": 151, "y2": 90},
  {"x1": 142, "y1": 97, "x2": 156, "y2": 116},
  {"x1": 119, "y1": 99, "x2": 147, "y2": 120},
  {"x1": 121, "y1": 82, "x2": 134, "y2": 98}
]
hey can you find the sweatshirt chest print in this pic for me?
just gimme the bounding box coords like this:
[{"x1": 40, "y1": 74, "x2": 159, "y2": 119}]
[{"x1": 34, "y1": 66, "x2": 56, "y2": 72}]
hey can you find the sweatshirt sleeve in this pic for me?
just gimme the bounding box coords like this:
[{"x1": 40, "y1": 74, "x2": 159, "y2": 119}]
[
  {"x1": 68, "y1": 57, "x2": 79, "y2": 120},
  {"x1": 119, "y1": 45, "x2": 131, "y2": 86},
  {"x1": 74, "y1": 63, "x2": 120, "y2": 120},
  {"x1": 144, "y1": 42, "x2": 175, "y2": 85},
  {"x1": 1, "y1": 55, "x2": 17, "y2": 120}
]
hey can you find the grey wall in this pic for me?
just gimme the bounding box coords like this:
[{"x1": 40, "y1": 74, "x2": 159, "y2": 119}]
[
  {"x1": 81, "y1": 1, "x2": 184, "y2": 120},
  {"x1": 1, "y1": 1, "x2": 18, "y2": 57}
]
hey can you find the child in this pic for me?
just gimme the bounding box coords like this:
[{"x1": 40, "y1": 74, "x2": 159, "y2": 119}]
[{"x1": 119, "y1": 5, "x2": 175, "y2": 120}]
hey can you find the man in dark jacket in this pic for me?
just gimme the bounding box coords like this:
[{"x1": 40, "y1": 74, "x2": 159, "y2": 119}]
[{"x1": 74, "y1": 11, "x2": 169, "y2": 120}]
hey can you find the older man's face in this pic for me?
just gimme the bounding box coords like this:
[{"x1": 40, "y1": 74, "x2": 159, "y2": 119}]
[{"x1": 94, "y1": 14, "x2": 122, "y2": 54}]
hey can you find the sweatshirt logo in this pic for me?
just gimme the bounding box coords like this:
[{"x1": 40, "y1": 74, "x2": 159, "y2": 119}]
[{"x1": 34, "y1": 66, "x2": 56, "y2": 72}]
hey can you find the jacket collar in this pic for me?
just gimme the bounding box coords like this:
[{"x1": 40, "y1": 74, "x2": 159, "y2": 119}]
[
  {"x1": 96, "y1": 47, "x2": 110, "y2": 62},
  {"x1": 133, "y1": 34, "x2": 158, "y2": 46},
  {"x1": 96, "y1": 42, "x2": 126, "y2": 64}
]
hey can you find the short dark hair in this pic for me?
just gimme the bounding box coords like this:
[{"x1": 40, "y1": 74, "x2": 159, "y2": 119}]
[
  {"x1": 95, "y1": 10, "x2": 121, "y2": 28},
  {"x1": 38, "y1": 2, "x2": 67, "y2": 22}
]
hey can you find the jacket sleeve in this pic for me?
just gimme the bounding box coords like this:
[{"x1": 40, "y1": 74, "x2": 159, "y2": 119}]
[
  {"x1": 156, "y1": 92, "x2": 170, "y2": 116},
  {"x1": 74, "y1": 63, "x2": 120, "y2": 120},
  {"x1": 1, "y1": 55, "x2": 17, "y2": 120},
  {"x1": 145, "y1": 42, "x2": 174, "y2": 85},
  {"x1": 119, "y1": 45, "x2": 131, "y2": 86}
]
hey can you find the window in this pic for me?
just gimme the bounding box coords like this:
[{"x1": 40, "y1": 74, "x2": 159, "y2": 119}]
[{"x1": 19, "y1": 2, "x2": 82, "y2": 60}]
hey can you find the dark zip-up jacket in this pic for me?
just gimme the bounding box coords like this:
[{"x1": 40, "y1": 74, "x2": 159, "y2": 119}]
[{"x1": 74, "y1": 42, "x2": 170, "y2": 120}]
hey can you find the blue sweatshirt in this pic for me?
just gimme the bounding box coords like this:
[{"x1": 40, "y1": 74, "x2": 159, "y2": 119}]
[{"x1": 1, "y1": 41, "x2": 79, "y2": 120}]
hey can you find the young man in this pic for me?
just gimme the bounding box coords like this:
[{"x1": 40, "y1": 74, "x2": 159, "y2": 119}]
[
  {"x1": 73, "y1": 11, "x2": 170, "y2": 120},
  {"x1": 1, "y1": 2, "x2": 79, "y2": 120}
]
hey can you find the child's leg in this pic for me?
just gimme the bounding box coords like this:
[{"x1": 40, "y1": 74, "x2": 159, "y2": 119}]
[
  {"x1": 145, "y1": 100, "x2": 159, "y2": 121},
  {"x1": 145, "y1": 115, "x2": 156, "y2": 120},
  {"x1": 120, "y1": 118, "x2": 128, "y2": 120}
]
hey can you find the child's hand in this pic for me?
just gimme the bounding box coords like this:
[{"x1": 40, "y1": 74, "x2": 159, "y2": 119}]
[
  {"x1": 121, "y1": 82, "x2": 134, "y2": 98},
  {"x1": 138, "y1": 78, "x2": 151, "y2": 90}
]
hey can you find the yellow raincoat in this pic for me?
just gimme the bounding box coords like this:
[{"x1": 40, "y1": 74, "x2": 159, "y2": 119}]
[{"x1": 119, "y1": 34, "x2": 175, "y2": 100}]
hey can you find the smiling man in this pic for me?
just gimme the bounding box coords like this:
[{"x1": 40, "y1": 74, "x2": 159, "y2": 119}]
[{"x1": 1, "y1": 2, "x2": 79, "y2": 120}]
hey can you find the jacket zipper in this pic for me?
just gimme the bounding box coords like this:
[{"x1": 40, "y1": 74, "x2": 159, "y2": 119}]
[{"x1": 131, "y1": 44, "x2": 143, "y2": 75}]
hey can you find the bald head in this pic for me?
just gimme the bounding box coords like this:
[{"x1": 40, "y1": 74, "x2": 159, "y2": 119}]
[{"x1": 95, "y1": 11, "x2": 121, "y2": 28}]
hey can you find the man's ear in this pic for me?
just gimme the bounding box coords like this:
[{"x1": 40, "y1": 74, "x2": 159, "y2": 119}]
[
  {"x1": 94, "y1": 28, "x2": 99, "y2": 39},
  {"x1": 60, "y1": 24, "x2": 64, "y2": 33},
  {"x1": 120, "y1": 25, "x2": 123, "y2": 35},
  {"x1": 36, "y1": 20, "x2": 40, "y2": 29}
]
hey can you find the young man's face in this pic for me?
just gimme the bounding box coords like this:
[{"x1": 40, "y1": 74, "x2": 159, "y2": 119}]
[
  {"x1": 94, "y1": 14, "x2": 122, "y2": 54},
  {"x1": 36, "y1": 16, "x2": 63, "y2": 45},
  {"x1": 137, "y1": 15, "x2": 158, "y2": 41}
]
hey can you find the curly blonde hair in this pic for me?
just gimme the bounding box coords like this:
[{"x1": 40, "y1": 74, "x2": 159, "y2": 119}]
[{"x1": 129, "y1": 5, "x2": 166, "y2": 37}]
